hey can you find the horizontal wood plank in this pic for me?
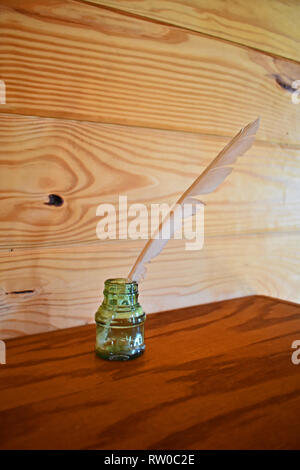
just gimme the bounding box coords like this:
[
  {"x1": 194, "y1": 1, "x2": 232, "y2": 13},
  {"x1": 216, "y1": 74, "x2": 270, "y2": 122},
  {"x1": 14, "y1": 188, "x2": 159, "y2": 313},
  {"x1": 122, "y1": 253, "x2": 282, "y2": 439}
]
[
  {"x1": 0, "y1": 296, "x2": 300, "y2": 449},
  {"x1": 0, "y1": 233, "x2": 299, "y2": 338},
  {"x1": 91, "y1": 0, "x2": 300, "y2": 62},
  {"x1": 1, "y1": 1, "x2": 300, "y2": 143},
  {"x1": 1, "y1": 114, "x2": 300, "y2": 250}
]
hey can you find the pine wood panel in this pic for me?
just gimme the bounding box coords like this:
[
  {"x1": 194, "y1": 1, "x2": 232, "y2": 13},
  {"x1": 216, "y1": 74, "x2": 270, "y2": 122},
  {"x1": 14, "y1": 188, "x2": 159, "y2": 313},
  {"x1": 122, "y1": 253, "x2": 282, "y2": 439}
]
[
  {"x1": 0, "y1": 232, "x2": 299, "y2": 339},
  {"x1": 1, "y1": 113, "x2": 300, "y2": 250},
  {"x1": 1, "y1": 1, "x2": 300, "y2": 143},
  {"x1": 0, "y1": 296, "x2": 300, "y2": 449},
  {"x1": 91, "y1": 0, "x2": 300, "y2": 62},
  {"x1": 1, "y1": 0, "x2": 300, "y2": 341}
]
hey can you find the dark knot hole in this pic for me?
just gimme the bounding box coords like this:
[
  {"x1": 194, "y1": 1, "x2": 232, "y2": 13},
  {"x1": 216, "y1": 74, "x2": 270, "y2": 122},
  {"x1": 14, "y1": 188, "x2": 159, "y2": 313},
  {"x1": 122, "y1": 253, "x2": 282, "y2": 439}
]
[{"x1": 45, "y1": 194, "x2": 64, "y2": 207}]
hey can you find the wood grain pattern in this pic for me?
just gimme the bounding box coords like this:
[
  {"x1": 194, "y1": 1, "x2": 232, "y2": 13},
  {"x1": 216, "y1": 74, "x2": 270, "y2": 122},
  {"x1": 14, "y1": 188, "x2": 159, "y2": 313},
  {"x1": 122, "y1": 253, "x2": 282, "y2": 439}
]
[
  {"x1": 1, "y1": 233, "x2": 299, "y2": 339},
  {"x1": 1, "y1": 1, "x2": 300, "y2": 340},
  {"x1": 1, "y1": 113, "x2": 300, "y2": 250},
  {"x1": 0, "y1": 296, "x2": 300, "y2": 449},
  {"x1": 91, "y1": 0, "x2": 300, "y2": 62},
  {"x1": 1, "y1": 1, "x2": 300, "y2": 143}
]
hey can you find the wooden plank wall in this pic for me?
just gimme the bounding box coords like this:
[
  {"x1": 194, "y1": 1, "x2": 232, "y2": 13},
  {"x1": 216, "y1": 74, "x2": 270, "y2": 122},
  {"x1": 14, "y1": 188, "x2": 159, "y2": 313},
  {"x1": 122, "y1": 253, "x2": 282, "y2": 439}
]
[
  {"x1": 91, "y1": 0, "x2": 300, "y2": 62},
  {"x1": 0, "y1": 0, "x2": 299, "y2": 338}
]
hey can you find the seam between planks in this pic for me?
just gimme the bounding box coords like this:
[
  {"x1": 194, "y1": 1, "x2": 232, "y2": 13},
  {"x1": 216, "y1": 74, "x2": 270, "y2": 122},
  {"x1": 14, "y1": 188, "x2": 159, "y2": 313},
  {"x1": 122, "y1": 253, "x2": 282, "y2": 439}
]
[{"x1": 74, "y1": 0, "x2": 300, "y2": 66}]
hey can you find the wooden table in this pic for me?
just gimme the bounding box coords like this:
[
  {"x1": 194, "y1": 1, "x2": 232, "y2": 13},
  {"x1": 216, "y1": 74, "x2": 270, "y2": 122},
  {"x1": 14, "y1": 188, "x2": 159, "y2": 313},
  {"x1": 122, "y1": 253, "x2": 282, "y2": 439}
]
[{"x1": 0, "y1": 296, "x2": 300, "y2": 450}]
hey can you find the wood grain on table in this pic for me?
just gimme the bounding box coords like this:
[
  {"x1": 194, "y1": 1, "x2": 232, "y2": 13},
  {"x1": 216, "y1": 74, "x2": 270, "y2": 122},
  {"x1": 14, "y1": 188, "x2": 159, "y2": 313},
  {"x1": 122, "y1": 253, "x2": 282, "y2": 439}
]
[{"x1": 0, "y1": 295, "x2": 299, "y2": 450}]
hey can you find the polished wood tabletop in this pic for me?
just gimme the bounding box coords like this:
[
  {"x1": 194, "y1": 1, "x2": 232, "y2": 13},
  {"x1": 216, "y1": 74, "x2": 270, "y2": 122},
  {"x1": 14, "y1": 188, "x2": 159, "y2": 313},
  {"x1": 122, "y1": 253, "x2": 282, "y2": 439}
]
[{"x1": 0, "y1": 295, "x2": 299, "y2": 450}]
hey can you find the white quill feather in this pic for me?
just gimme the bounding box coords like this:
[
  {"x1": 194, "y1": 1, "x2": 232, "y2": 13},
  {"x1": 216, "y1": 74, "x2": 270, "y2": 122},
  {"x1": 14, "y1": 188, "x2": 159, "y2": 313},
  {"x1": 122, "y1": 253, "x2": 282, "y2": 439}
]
[{"x1": 128, "y1": 118, "x2": 260, "y2": 282}]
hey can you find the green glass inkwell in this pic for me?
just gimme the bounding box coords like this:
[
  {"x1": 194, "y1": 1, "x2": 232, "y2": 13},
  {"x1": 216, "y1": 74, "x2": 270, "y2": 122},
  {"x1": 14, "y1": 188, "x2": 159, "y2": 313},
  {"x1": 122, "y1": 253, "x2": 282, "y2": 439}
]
[{"x1": 95, "y1": 278, "x2": 145, "y2": 361}]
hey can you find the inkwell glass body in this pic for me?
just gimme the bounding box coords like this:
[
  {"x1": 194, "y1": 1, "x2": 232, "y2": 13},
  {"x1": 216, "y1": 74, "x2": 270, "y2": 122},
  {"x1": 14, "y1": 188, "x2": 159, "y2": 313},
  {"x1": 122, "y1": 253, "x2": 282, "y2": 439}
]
[{"x1": 95, "y1": 278, "x2": 145, "y2": 360}]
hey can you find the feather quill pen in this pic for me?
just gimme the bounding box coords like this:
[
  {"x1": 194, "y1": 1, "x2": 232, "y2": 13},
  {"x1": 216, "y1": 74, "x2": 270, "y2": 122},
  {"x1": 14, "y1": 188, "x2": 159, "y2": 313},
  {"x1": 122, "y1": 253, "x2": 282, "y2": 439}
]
[{"x1": 128, "y1": 118, "x2": 260, "y2": 282}]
